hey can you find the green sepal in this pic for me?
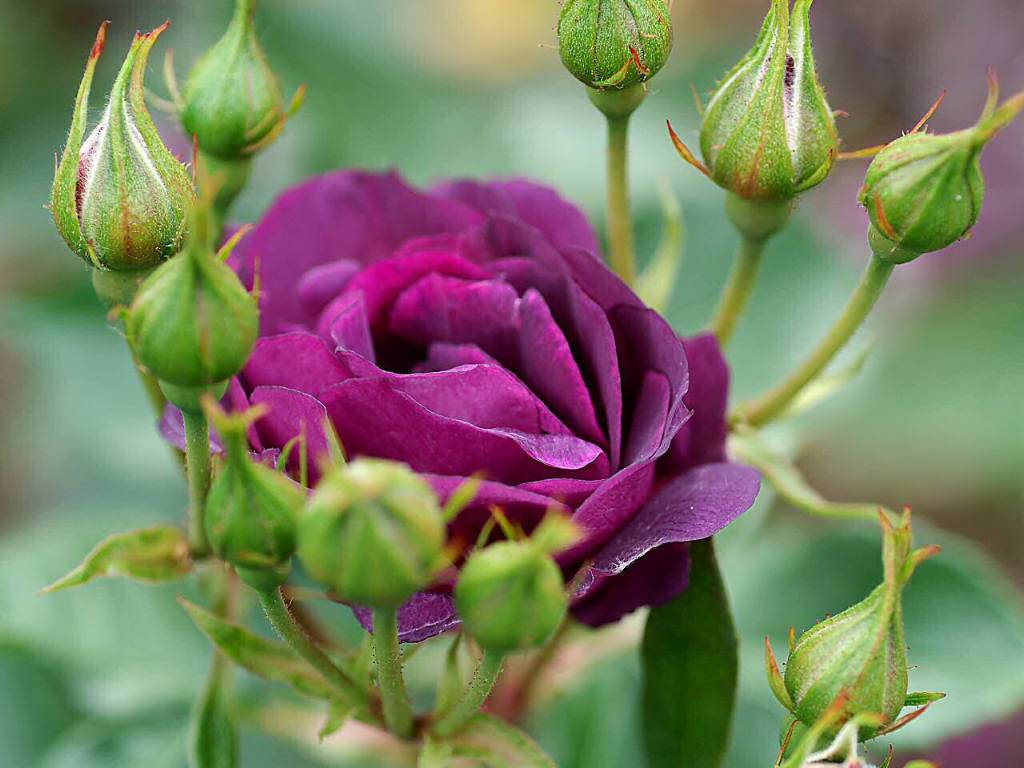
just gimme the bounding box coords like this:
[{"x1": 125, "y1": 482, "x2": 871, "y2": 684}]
[
  {"x1": 180, "y1": 597, "x2": 339, "y2": 701},
  {"x1": 41, "y1": 524, "x2": 191, "y2": 593},
  {"x1": 435, "y1": 635, "x2": 467, "y2": 719},
  {"x1": 189, "y1": 661, "x2": 239, "y2": 768},
  {"x1": 420, "y1": 714, "x2": 556, "y2": 768},
  {"x1": 318, "y1": 699, "x2": 355, "y2": 742},
  {"x1": 52, "y1": 22, "x2": 108, "y2": 267}
]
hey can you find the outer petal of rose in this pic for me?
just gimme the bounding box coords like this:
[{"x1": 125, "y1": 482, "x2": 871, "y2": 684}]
[
  {"x1": 662, "y1": 334, "x2": 731, "y2": 472},
  {"x1": 242, "y1": 332, "x2": 350, "y2": 398},
  {"x1": 434, "y1": 178, "x2": 601, "y2": 256},
  {"x1": 318, "y1": 248, "x2": 491, "y2": 339},
  {"x1": 297, "y1": 259, "x2": 361, "y2": 325},
  {"x1": 249, "y1": 386, "x2": 333, "y2": 482},
  {"x1": 233, "y1": 171, "x2": 484, "y2": 333},
  {"x1": 517, "y1": 477, "x2": 605, "y2": 508},
  {"x1": 320, "y1": 379, "x2": 607, "y2": 484},
  {"x1": 587, "y1": 463, "x2": 760, "y2": 577},
  {"x1": 572, "y1": 543, "x2": 690, "y2": 627},
  {"x1": 416, "y1": 342, "x2": 499, "y2": 372},
  {"x1": 352, "y1": 592, "x2": 460, "y2": 643}
]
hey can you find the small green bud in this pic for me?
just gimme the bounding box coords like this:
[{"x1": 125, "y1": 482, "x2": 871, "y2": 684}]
[
  {"x1": 766, "y1": 511, "x2": 943, "y2": 740},
  {"x1": 861, "y1": 76, "x2": 1024, "y2": 262},
  {"x1": 675, "y1": 0, "x2": 837, "y2": 201},
  {"x1": 204, "y1": 400, "x2": 304, "y2": 591},
  {"x1": 558, "y1": 0, "x2": 673, "y2": 90},
  {"x1": 455, "y1": 519, "x2": 571, "y2": 653},
  {"x1": 182, "y1": 0, "x2": 300, "y2": 160},
  {"x1": 296, "y1": 459, "x2": 446, "y2": 609},
  {"x1": 52, "y1": 23, "x2": 194, "y2": 271},
  {"x1": 126, "y1": 207, "x2": 258, "y2": 392}
]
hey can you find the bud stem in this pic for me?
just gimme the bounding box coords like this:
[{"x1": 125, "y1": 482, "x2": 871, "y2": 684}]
[
  {"x1": 734, "y1": 255, "x2": 895, "y2": 427},
  {"x1": 183, "y1": 410, "x2": 213, "y2": 557},
  {"x1": 589, "y1": 86, "x2": 647, "y2": 285},
  {"x1": 371, "y1": 608, "x2": 415, "y2": 739},
  {"x1": 431, "y1": 648, "x2": 506, "y2": 737},
  {"x1": 257, "y1": 587, "x2": 374, "y2": 714},
  {"x1": 710, "y1": 195, "x2": 792, "y2": 346}
]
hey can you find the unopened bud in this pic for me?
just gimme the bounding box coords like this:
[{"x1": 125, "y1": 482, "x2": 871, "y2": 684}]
[
  {"x1": 674, "y1": 0, "x2": 837, "y2": 201},
  {"x1": 52, "y1": 23, "x2": 194, "y2": 271},
  {"x1": 766, "y1": 511, "x2": 943, "y2": 740},
  {"x1": 182, "y1": 0, "x2": 299, "y2": 160},
  {"x1": 861, "y1": 75, "x2": 1024, "y2": 263},
  {"x1": 296, "y1": 459, "x2": 446, "y2": 609},
  {"x1": 558, "y1": 0, "x2": 673, "y2": 90},
  {"x1": 204, "y1": 401, "x2": 303, "y2": 591}
]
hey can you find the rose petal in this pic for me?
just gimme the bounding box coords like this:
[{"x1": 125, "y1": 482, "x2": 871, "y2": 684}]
[
  {"x1": 588, "y1": 463, "x2": 760, "y2": 576},
  {"x1": 328, "y1": 293, "x2": 376, "y2": 363},
  {"x1": 233, "y1": 171, "x2": 484, "y2": 333},
  {"x1": 298, "y1": 260, "x2": 361, "y2": 324},
  {"x1": 352, "y1": 592, "x2": 460, "y2": 643},
  {"x1": 250, "y1": 386, "x2": 333, "y2": 482},
  {"x1": 321, "y1": 379, "x2": 607, "y2": 484},
  {"x1": 663, "y1": 334, "x2": 731, "y2": 471},
  {"x1": 572, "y1": 543, "x2": 690, "y2": 627},
  {"x1": 416, "y1": 342, "x2": 499, "y2": 372},
  {"x1": 242, "y1": 332, "x2": 349, "y2": 398}
]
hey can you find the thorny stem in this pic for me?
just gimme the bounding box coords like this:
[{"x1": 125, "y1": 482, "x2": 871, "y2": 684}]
[
  {"x1": 734, "y1": 255, "x2": 895, "y2": 427},
  {"x1": 432, "y1": 649, "x2": 506, "y2": 737},
  {"x1": 372, "y1": 608, "x2": 415, "y2": 739}
]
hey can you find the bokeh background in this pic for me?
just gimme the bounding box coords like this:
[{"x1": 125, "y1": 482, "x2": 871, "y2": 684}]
[{"x1": 1, "y1": 1, "x2": 1022, "y2": 766}]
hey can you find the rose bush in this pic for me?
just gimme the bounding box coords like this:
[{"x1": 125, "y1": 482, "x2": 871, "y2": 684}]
[{"x1": 164, "y1": 170, "x2": 760, "y2": 640}]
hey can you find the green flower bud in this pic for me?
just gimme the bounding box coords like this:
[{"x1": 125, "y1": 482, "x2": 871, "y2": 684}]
[
  {"x1": 182, "y1": 0, "x2": 300, "y2": 160},
  {"x1": 297, "y1": 459, "x2": 446, "y2": 609},
  {"x1": 673, "y1": 0, "x2": 837, "y2": 201},
  {"x1": 860, "y1": 76, "x2": 1024, "y2": 262},
  {"x1": 766, "y1": 511, "x2": 943, "y2": 740},
  {"x1": 455, "y1": 534, "x2": 569, "y2": 654},
  {"x1": 558, "y1": 0, "x2": 673, "y2": 90},
  {"x1": 204, "y1": 401, "x2": 303, "y2": 591},
  {"x1": 126, "y1": 208, "x2": 258, "y2": 392},
  {"x1": 52, "y1": 23, "x2": 194, "y2": 271}
]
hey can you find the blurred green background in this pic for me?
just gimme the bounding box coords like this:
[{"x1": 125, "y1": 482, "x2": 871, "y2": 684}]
[{"x1": 1, "y1": 1, "x2": 1021, "y2": 766}]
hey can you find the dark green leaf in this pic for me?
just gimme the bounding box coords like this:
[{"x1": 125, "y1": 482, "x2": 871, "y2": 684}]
[
  {"x1": 189, "y1": 662, "x2": 238, "y2": 768},
  {"x1": 422, "y1": 714, "x2": 556, "y2": 767},
  {"x1": 42, "y1": 525, "x2": 192, "y2": 593},
  {"x1": 642, "y1": 538, "x2": 738, "y2": 768},
  {"x1": 179, "y1": 598, "x2": 335, "y2": 700}
]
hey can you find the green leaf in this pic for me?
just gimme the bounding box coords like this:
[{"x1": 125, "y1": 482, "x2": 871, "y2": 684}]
[
  {"x1": 642, "y1": 538, "x2": 738, "y2": 768},
  {"x1": 42, "y1": 525, "x2": 192, "y2": 593},
  {"x1": 729, "y1": 430, "x2": 885, "y2": 521},
  {"x1": 179, "y1": 598, "x2": 335, "y2": 700},
  {"x1": 422, "y1": 714, "x2": 556, "y2": 768},
  {"x1": 189, "y1": 662, "x2": 238, "y2": 768}
]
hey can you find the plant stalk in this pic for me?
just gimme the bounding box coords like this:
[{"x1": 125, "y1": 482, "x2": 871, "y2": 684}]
[
  {"x1": 372, "y1": 608, "x2": 415, "y2": 738},
  {"x1": 183, "y1": 410, "x2": 213, "y2": 557},
  {"x1": 710, "y1": 236, "x2": 768, "y2": 346},
  {"x1": 432, "y1": 649, "x2": 506, "y2": 737}
]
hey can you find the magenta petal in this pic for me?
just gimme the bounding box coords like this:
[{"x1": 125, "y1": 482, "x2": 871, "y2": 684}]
[
  {"x1": 320, "y1": 249, "x2": 491, "y2": 338},
  {"x1": 320, "y1": 379, "x2": 606, "y2": 484},
  {"x1": 663, "y1": 334, "x2": 731, "y2": 471},
  {"x1": 588, "y1": 463, "x2": 760, "y2": 576},
  {"x1": 250, "y1": 386, "x2": 332, "y2": 482},
  {"x1": 234, "y1": 171, "x2": 484, "y2": 333},
  {"x1": 572, "y1": 543, "x2": 690, "y2": 627},
  {"x1": 516, "y1": 289, "x2": 605, "y2": 446},
  {"x1": 384, "y1": 365, "x2": 571, "y2": 435},
  {"x1": 425, "y1": 475, "x2": 569, "y2": 542},
  {"x1": 624, "y1": 371, "x2": 677, "y2": 465},
  {"x1": 328, "y1": 293, "x2": 376, "y2": 363},
  {"x1": 353, "y1": 592, "x2": 460, "y2": 643},
  {"x1": 518, "y1": 477, "x2": 605, "y2": 508},
  {"x1": 559, "y1": 462, "x2": 657, "y2": 562},
  {"x1": 416, "y1": 342, "x2": 499, "y2": 372},
  {"x1": 242, "y1": 332, "x2": 349, "y2": 398},
  {"x1": 298, "y1": 260, "x2": 361, "y2": 324}
]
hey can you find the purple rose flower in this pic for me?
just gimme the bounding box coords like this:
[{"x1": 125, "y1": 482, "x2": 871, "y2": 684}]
[{"x1": 170, "y1": 170, "x2": 759, "y2": 641}]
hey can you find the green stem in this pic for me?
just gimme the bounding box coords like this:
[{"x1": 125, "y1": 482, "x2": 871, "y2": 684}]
[
  {"x1": 735, "y1": 255, "x2": 895, "y2": 428},
  {"x1": 372, "y1": 608, "x2": 414, "y2": 738},
  {"x1": 183, "y1": 410, "x2": 213, "y2": 557},
  {"x1": 258, "y1": 587, "x2": 372, "y2": 712},
  {"x1": 432, "y1": 649, "x2": 506, "y2": 737},
  {"x1": 710, "y1": 236, "x2": 767, "y2": 346},
  {"x1": 606, "y1": 115, "x2": 636, "y2": 284}
]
